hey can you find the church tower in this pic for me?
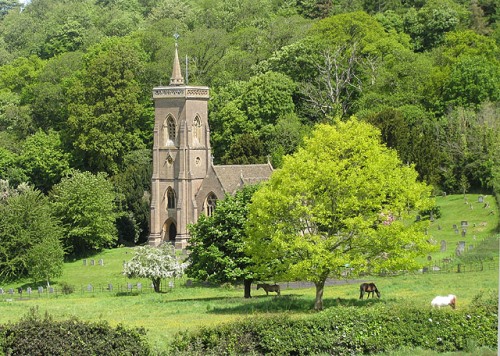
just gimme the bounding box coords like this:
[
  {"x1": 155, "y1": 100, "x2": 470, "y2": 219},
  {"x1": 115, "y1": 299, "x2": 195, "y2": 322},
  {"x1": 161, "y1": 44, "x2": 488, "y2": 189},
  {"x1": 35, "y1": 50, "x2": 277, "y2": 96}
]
[{"x1": 149, "y1": 39, "x2": 211, "y2": 249}]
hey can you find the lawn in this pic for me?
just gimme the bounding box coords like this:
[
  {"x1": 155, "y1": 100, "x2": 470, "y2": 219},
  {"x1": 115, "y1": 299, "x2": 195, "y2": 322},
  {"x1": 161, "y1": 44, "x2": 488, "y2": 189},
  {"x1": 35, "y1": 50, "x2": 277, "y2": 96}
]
[{"x1": 0, "y1": 194, "x2": 498, "y2": 353}]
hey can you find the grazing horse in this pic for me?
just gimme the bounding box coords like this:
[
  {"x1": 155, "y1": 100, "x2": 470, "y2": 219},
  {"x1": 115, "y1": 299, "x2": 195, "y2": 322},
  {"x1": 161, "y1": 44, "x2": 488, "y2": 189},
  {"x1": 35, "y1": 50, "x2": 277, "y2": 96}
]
[
  {"x1": 431, "y1": 294, "x2": 456, "y2": 309},
  {"x1": 257, "y1": 283, "x2": 281, "y2": 296},
  {"x1": 359, "y1": 283, "x2": 381, "y2": 299}
]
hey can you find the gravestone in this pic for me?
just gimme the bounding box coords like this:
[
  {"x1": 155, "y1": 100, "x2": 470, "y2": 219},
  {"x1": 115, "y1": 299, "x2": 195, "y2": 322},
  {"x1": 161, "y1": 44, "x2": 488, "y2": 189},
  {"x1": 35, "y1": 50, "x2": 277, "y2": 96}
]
[
  {"x1": 454, "y1": 229, "x2": 459, "y2": 234},
  {"x1": 83, "y1": 259, "x2": 87, "y2": 266},
  {"x1": 468, "y1": 245, "x2": 474, "y2": 251},
  {"x1": 137, "y1": 283, "x2": 142, "y2": 291},
  {"x1": 442, "y1": 191, "x2": 446, "y2": 197},
  {"x1": 440, "y1": 240, "x2": 447, "y2": 252},
  {"x1": 430, "y1": 211, "x2": 434, "y2": 222},
  {"x1": 87, "y1": 284, "x2": 93, "y2": 292},
  {"x1": 478, "y1": 195, "x2": 484, "y2": 203},
  {"x1": 49, "y1": 287, "x2": 54, "y2": 293},
  {"x1": 452, "y1": 224, "x2": 457, "y2": 229},
  {"x1": 461, "y1": 229, "x2": 466, "y2": 237},
  {"x1": 98, "y1": 259, "x2": 104, "y2": 266},
  {"x1": 461, "y1": 221, "x2": 468, "y2": 227},
  {"x1": 169, "y1": 281, "x2": 174, "y2": 289},
  {"x1": 456, "y1": 241, "x2": 466, "y2": 256},
  {"x1": 0, "y1": 288, "x2": 3, "y2": 294},
  {"x1": 127, "y1": 283, "x2": 132, "y2": 291},
  {"x1": 90, "y1": 259, "x2": 95, "y2": 266},
  {"x1": 8, "y1": 288, "x2": 13, "y2": 295},
  {"x1": 437, "y1": 224, "x2": 441, "y2": 230},
  {"x1": 27, "y1": 287, "x2": 31, "y2": 295},
  {"x1": 38, "y1": 287, "x2": 43, "y2": 294},
  {"x1": 107, "y1": 284, "x2": 113, "y2": 291}
]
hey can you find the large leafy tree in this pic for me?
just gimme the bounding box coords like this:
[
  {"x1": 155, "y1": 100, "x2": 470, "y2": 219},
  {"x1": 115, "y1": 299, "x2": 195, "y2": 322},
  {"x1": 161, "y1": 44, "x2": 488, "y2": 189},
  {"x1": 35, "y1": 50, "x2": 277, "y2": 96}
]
[
  {"x1": 246, "y1": 120, "x2": 435, "y2": 310},
  {"x1": 186, "y1": 185, "x2": 258, "y2": 298},
  {"x1": 123, "y1": 244, "x2": 186, "y2": 293},
  {"x1": 64, "y1": 37, "x2": 151, "y2": 174},
  {"x1": 50, "y1": 170, "x2": 118, "y2": 257},
  {"x1": 0, "y1": 183, "x2": 64, "y2": 282}
]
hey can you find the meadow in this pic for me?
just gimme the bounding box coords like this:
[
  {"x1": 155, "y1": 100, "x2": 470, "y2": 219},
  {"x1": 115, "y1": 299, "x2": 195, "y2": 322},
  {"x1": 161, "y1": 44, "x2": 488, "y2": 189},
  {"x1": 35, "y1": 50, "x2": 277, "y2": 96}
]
[{"x1": 0, "y1": 194, "x2": 498, "y2": 353}]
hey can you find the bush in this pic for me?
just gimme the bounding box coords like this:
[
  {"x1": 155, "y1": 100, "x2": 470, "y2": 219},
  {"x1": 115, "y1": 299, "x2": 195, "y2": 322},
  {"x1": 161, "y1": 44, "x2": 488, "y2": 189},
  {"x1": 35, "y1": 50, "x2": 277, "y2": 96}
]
[
  {"x1": 60, "y1": 281, "x2": 75, "y2": 294},
  {"x1": 169, "y1": 302, "x2": 498, "y2": 355},
  {"x1": 0, "y1": 308, "x2": 151, "y2": 355}
]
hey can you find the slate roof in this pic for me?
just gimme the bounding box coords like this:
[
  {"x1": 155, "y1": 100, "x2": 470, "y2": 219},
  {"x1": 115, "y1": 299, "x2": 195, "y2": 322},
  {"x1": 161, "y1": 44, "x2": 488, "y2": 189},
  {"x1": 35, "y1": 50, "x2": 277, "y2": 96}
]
[{"x1": 213, "y1": 163, "x2": 273, "y2": 195}]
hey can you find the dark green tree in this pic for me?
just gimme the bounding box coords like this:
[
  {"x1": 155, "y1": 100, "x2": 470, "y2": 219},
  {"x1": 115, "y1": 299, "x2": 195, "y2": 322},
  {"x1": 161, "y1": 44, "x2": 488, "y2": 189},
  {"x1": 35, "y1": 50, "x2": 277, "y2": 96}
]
[
  {"x1": 186, "y1": 185, "x2": 259, "y2": 298},
  {"x1": 0, "y1": 184, "x2": 64, "y2": 282}
]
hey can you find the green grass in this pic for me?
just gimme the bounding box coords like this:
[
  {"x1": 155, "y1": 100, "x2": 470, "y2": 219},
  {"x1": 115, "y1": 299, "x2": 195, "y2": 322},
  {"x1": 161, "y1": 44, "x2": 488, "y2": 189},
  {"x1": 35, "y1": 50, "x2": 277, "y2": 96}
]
[{"x1": 0, "y1": 194, "x2": 498, "y2": 353}]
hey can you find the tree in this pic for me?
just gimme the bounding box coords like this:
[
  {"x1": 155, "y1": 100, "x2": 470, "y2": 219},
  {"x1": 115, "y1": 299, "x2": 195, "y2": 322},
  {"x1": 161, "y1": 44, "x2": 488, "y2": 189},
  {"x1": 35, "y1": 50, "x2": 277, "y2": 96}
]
[
  {"x1": 20, "y1": 129, "x2": 71, "y2": 192},
  {"x1": 245, "y1": 120, "x2": 435, "y2": 310},
  {"x1": 186, "y1": 185, "x2": 258, "y2": 298},
  {"x1": 123, "y1": 244, "x2": 186, "y2": 292},
  {"x1": 50, "y1": 170, "x2": 118, "y2": 257},
  {"x1": 0, "y1": 184, "x2": 64, "y2": 282}
]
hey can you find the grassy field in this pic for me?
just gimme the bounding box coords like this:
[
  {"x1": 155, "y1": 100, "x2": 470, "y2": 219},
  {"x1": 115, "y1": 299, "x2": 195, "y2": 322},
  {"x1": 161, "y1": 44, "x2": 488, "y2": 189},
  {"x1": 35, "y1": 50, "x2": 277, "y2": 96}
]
[{"x1": 0, "y1": 194, "x2": 498, "y2": 353}]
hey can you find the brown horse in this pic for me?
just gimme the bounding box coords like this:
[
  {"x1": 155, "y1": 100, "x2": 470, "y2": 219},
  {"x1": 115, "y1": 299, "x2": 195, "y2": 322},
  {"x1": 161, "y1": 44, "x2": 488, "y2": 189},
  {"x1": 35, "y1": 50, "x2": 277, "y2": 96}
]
[
  {"x1": 359, "y1": 283, "x2": 380, "y2": 299},
  {"x1": 257, "y1": 283, "x2": 281, "y2": 296}
]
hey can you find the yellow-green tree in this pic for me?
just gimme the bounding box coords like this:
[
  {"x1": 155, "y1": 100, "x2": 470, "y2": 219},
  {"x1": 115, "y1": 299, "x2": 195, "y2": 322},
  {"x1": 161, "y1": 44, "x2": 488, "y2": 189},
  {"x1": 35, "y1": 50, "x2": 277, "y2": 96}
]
[{"x1": 245, "y1": 119, "x2": 435, "y2": 310}]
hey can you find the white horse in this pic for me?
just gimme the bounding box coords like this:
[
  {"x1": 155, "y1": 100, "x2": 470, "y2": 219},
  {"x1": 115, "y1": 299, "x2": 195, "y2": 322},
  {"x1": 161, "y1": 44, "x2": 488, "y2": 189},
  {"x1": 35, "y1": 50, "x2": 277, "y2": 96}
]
[{"x1": 431, "y1": 294, "x2": 456, "y2": 309}]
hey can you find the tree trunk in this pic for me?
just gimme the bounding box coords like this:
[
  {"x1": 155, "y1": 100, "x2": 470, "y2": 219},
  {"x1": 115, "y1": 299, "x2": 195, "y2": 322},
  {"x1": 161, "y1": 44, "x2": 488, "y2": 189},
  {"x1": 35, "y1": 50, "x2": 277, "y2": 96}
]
[
  {"x1": 314, "y1": 280, "x2": 325, "y2": 311},
  {"x1": 152, "y1": 277, "x2": 161, "y2": 292},
  {"x1": 244, "y1": 279, "x2": 252, "y2": 298}
]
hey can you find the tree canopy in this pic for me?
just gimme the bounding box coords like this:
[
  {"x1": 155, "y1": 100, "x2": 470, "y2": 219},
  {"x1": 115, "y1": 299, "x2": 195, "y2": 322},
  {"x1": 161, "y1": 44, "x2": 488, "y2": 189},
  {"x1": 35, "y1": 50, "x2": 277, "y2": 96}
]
[{"x1": 245, "y1": 120, "x2": 435, "y2": 310}]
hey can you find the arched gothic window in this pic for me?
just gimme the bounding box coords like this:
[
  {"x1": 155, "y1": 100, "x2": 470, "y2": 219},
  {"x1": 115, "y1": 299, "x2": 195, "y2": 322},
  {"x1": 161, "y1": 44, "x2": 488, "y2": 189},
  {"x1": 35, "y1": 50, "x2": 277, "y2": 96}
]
[
  {"x1": 193, "y1": 115, "x2": 202, "y2": 143},
  {"x1": 167, "y1": 187, "x2": 176, "y2": 209},
  {"x1": 205, "y1": 192, "x2": 217, "y2": 217},
  {"x1": 164, "y1": 115, "x2": 176, "y2": 146}
]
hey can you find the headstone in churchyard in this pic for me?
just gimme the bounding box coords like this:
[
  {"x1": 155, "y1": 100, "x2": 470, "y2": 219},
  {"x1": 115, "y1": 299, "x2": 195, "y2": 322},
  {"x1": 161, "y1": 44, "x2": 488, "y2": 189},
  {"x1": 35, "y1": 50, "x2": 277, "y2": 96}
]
[
  {"x1": 137, "y1": 283, "x2": 142, "y2": 291},
  {"x1": 442, "y1": 191, "x2": 446, "y2": 197},
  {"x1": 440, "y1": 240, "x2": 447, "y2": 252},
  {"x1": 87, "y1": 284, "x2": 93, "y2": 292},
  {"x1": 186, "y1": 279, "x2": 193, "y2": 287},
  {"x1": 461, "y1": 221, "x2": 468, "y2": 227},
  {"x1": 38, "y1": 287, "x2": 43, "y2": 294},
  {"x1": 27, "y1": 287, "x2": 31, "y2": 295},
  {"x1": 456, "y1": 241, "x2": 466, "y2": 256},
  {"x1": 478, "y1": 195, "x2": 484, "y2": 203},
  {"x1": 169, "y1": 281, "x2": 174, "y2": 289},
  {"x1": 452, "y1": 224, "x2": 457, "y2": 229},
  {"x1": 0, "y1": 288, "x2": 3, "y2": 294},
  {"x1": 49, "y1": 287, "x2": 54, "y2": 293},
  {"x1": 127, "y1": 283, "x2": 132, "y2": 291},
  {"x1": 98, "y1": 259, "x2": 104, "y2": 266},
  {"x1": 107, "y1": 284, "x2": 113, "y2": 291},
  {"x1": 90, "y1": 259, "x2": 95, "y2": 266},
  {"x1": 454, "y1": 229, "x2": 459, "y2": 234},
  {"x1": 461, "y1": 229, "x2": 466, "y2": 237},
  {"x1": 468, "y1": 245, "x2": 474, "y2": 251},
  {"x1": 83, "y1": 259, "x2": 87, "y2": 266},
  {"x1": 8, "y1": 288, "x2": 13, "y2": 295}
]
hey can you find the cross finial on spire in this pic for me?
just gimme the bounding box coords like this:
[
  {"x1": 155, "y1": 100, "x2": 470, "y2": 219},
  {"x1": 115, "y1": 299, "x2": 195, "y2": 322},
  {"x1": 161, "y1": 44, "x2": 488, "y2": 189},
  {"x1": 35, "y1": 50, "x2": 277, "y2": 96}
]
[{"x1": 170, "y1": 33, "x2": 184, "y2": 86}]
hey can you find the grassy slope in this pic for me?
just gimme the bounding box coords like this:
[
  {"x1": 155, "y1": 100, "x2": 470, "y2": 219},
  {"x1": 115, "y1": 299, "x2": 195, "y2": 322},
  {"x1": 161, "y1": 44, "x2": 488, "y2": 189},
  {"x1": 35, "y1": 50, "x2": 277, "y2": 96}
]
[{"x1": 0, "y1": 194, "x2": 498, "y2": 352}]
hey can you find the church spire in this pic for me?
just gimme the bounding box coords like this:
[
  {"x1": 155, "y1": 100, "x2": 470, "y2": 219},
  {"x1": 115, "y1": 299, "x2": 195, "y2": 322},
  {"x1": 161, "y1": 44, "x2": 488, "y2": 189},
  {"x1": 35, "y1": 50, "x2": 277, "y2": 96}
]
[{"x1": 170, "y1": 33, "x2": 185, "y2": 86}]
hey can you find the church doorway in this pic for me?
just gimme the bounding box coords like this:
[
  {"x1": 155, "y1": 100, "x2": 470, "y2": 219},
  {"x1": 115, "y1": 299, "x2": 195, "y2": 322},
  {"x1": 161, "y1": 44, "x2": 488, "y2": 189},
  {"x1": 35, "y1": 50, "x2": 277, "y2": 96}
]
[{"x1": 162, "y1": 219, "x2": 177, "y2": 243}]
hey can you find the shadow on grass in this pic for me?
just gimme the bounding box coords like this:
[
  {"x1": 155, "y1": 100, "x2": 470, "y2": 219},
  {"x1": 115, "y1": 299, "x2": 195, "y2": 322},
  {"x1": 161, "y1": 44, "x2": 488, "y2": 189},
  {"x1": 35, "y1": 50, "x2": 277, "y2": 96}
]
[{"x1": 206, "y1": 295, "x2": 388, "y2": 314}]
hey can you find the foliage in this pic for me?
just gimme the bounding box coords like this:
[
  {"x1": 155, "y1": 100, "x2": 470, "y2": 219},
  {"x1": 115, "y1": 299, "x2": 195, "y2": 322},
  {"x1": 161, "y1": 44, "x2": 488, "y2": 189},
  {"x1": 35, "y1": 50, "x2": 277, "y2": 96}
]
[
  {"x1": 50, "y1": 170, "x2": 118, "y2": 257},
  {"x1": 246, "y1": 120, "x2": 435, "y2": 310},
  {"x1": 0, "y1": 307, "x2": 151, "y2": 356},
  {"x1": 0, "y1": 184, "x2": 64, "y2": 282},
  {"x1": 169, "y1": 302, "x2": 498, "y2": 355},
  {"x1": 59, "y1": 281, "x2": 75, "y2": 295},
  {"x1": 123, "y1": 244, "x2": 186, "y2": 292},
  {"x1": 186, "y1": 185, "x2": 258, "y2": 297}
]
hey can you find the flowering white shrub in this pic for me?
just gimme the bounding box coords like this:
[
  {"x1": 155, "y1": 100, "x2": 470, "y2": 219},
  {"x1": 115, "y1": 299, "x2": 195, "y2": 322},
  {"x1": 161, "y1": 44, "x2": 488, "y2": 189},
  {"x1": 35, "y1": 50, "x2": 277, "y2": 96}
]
[{"x1": 122, "y1": 243, "x2": 188, "y2": 292}]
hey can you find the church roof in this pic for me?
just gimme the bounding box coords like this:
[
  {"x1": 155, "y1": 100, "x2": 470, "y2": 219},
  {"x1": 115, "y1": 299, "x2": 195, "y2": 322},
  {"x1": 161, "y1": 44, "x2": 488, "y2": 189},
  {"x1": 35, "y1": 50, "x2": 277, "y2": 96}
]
[{"x1": 213, "y1": 163, "x2": 273, "y2": 195}]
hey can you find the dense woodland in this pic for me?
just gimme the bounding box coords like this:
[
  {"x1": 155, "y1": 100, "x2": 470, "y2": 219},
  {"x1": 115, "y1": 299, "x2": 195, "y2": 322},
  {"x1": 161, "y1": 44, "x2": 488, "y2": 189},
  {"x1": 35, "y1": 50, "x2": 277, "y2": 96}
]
[{"x1": 0, "y1": 0, "x2": 498, "y2": 279}]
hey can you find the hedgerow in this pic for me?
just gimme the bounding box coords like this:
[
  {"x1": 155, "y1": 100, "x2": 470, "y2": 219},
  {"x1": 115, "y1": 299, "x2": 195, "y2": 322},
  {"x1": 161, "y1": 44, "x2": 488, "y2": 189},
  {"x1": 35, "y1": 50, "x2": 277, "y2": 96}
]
[
  {"x1": 169, "y1": 292, "x2": 498, "y2": 355},
  {"x1": 0, "y1": 307, "x2": 151, "y2": 355}
]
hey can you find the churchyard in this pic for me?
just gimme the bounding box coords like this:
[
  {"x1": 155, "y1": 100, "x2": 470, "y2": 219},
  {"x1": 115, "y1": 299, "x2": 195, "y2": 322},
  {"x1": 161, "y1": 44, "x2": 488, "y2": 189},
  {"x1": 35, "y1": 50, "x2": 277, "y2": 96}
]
[{"x1": 0, "y1": 193, "x2": 497, "y2": 353}]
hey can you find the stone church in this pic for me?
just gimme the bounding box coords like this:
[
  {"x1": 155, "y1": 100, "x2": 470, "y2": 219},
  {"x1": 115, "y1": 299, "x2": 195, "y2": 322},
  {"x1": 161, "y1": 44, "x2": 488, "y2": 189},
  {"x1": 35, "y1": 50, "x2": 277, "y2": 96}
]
[{"x1": 148, "y1": 43, "x2": 273, "y2": 249}]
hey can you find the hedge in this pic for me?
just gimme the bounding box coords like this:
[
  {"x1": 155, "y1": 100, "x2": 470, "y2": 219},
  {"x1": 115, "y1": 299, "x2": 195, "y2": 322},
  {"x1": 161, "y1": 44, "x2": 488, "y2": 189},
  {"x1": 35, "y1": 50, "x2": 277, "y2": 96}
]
[{"x1": 169, "y1": 292, "x2": 498, "y2": 355}]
